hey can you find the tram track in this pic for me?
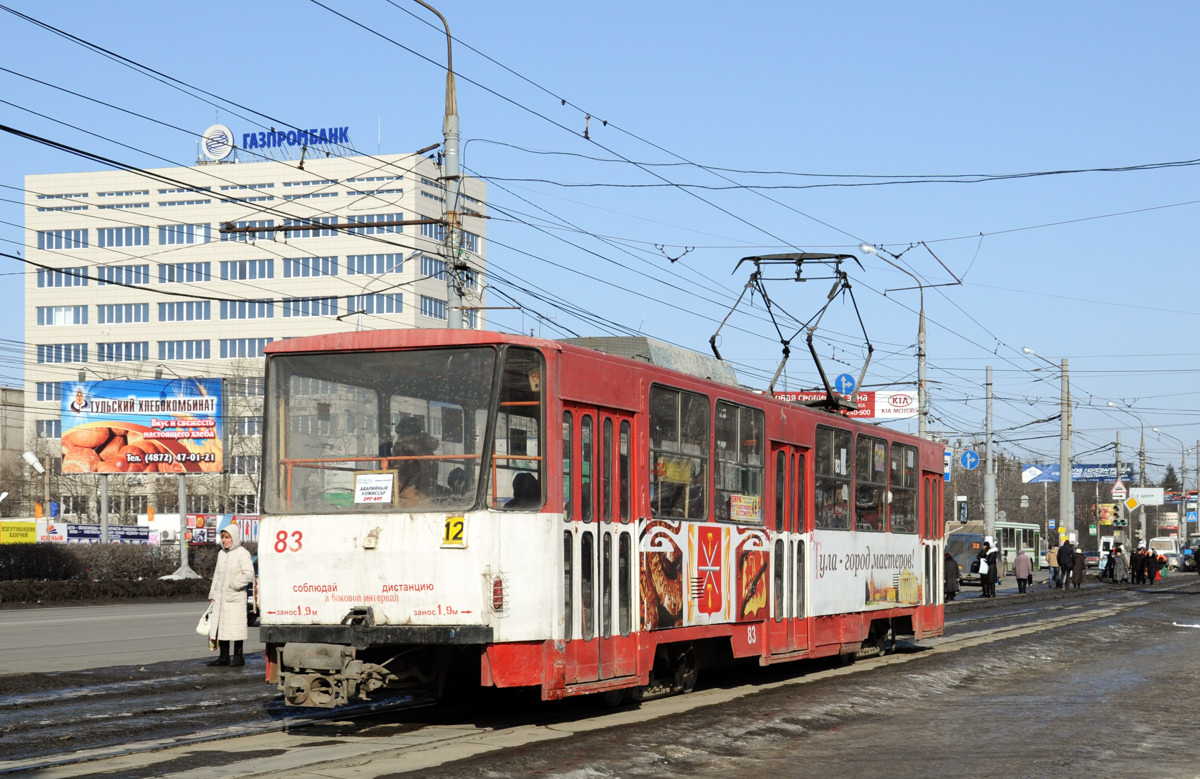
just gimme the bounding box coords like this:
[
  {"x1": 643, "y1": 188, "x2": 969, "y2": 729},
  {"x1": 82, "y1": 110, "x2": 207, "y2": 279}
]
[{"x1": 4, "y1": 578, "x2": 1194, "y2": 777}]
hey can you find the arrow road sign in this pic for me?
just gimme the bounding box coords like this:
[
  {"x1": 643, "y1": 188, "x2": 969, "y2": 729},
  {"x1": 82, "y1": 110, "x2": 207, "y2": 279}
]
[
  {"x1": 960, "y1": 451, "x2": 979, "y2": 470},
  {"x1": 834, "y1": 373, "x2": 856, "y2": 395}
]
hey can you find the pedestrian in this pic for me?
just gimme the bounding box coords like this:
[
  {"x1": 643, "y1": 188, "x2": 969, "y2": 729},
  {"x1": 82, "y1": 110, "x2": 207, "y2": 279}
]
[
  {"x1": 207, "y1": 525, "x2": 255, "y2": 667},
  {"x1": 1057, "y1": 538, "x2": 1076, "y2": 589},
  {"x1": 1012, "y1": 547, "x2": 1033, "y2": 594},
  {"x1": 1046, "y1": 540, "x2": 1060, "y2": 588},
  {"x1": 978, "y1": 536, "x2": 1001, "y2": 598},
  {"x1": 1071, "y1": 544, "x2": 1086, "y2": 589},
  {"x1": 1109, "y1": 545, "x2": 1129, "y2": 584},
  {"x1": 944, "y1": 549, "x2": 961, "y2": 602},
  {"x1": 1103, "y1": 547, "x2": 1116, "y2": 582},
  {"x1": 1130, "y1": 543, "x2": 1146, "y2": 584}
]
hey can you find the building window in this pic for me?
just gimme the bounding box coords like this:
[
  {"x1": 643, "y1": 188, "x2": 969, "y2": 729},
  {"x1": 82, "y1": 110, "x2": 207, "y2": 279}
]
[
  {"x1": 220, "y1": 338, "x2": 273, "y2": 359},
  {"x1": 419, "y1": 296, "x2": 446, "y2": 320},
  {"x1": 230, "y1": 494, "x2": 259, "y2": 513},
  {"x1": 348, "y1": 293, "x2": 403, "y2": 315},
  {"x1": 420, "y1": 222, "x2": 445, "y2": 242},
  {"x1": 220, "y1": 220, "x2": 274, "y2": 242},
  {"x1": 36, "y1": 305, "x2": 88, "y2": 326},
  {"x1": 461, "y1": 230, "x2": 480, "y2": 253},
  {"x1": 158, "y1": 261, "x2": 212, "y2": 283},
  {"x1": 346, "y1": 212, "x2": 404, "y2": 235},
  {"x1": 233, "y1": 416, "x2": 262, "y2": 436},
  {"x1": 420, "y1": 255, "x2": 446, "y2": 280},
  {"x1": 37, "y1": 267, "x2": 89, "y2": 288},
  {"x1": 283, "y1": 256, "x2": 337, "y2": 278},
  {"x1": 228, "y1": 377, "x2": 265, "y2": 397},
  {"x1": 97, "y1": 226, "x2": 150, "y2": 248},
  {"x1": 220, "y1": 300, "x2": 273, "y2": 320},
  {"x1": 96, "y1": 264, "x2": 151, "y2": 286},
  {"x1": 159, "y1": 301, "x2": 211, "y2": 322},
  {"x1": 283, "y1": 190, "x2": 339, "y2": 201},
  {"x1": 37, "y1": 229, "x2": 88, "y2": 250},
  {"x1": 37, "y1": 343, "x2": 87, "y2": 363},
  {"x1": 231, "y1": 455, "x2": 260, "y2": 475},
  {"x1": 36, "y1": 382, "x2": 63, "y2": 402},
  {"x1": 159, "y1": 199, "x2": 211, "y2": 207},
  {"x1": 220, "y1": 259, "x2": 273, "y2": 280},
  {"x1": 97, "y1": 303, "x2": 150, "y2": 324},
  {"x1": 158, "y1": 340, "x2": 210, "y2": 360},
  {"x1": 282, "y1": 297, "x2": 337, "y2": 317},
  {"x1": 97, "y1": 342, "x2": 149, "y2": 362},
  {"x1": 346, "y1": 253, "x2": 403, "y2": 275},
  {"x1": 159, "y1": 224, "x2": 211, "y2": 245},
  {"x1": 37, "y1": 419, "x2": 62, "y2": 439},
  {"x1": 97, "y1": 189, "x2": 149, "y2": 197},
  {"x1": 282, "y1": 217, "x2": 338, "y2": 238}
]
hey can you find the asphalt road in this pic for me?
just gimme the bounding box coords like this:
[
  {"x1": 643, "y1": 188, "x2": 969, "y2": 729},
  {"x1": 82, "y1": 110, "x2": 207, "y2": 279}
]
[{"x1": 0, "y1": 601, "x2": 265, "y2": 674}]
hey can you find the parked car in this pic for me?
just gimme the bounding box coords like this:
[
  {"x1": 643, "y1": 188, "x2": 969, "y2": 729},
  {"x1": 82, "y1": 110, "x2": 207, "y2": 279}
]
[{"x1": 1083, "y1": 550, "x2": 1100, "y2": 568}]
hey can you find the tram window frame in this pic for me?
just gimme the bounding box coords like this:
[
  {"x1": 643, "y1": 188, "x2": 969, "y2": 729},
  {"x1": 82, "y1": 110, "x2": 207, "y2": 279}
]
[
  {"x1": 563, "y1": 531, "x2": 573, "y2": 640},
  {"x1": 774, "y1": 450, "x2": 787, "y2": 533},
  {"x1": 815, "y1": 426, "x2": 852, "y2": 530},
  {"x1": 603, "y1": 418, "x2": 614, "y2": 523},
  {"x1": 618, "y1": 532, "x2": 631, "y2": 636},
  {"x1": 854, "y1": 434, "x2": 888, "y2": 532},
  {"x1": 649, "y1": 385, "x2": 709, "y2": 520},
  {"x1": 490, "y1": 347, "x2": 545, "y2": 511},
  {"x1": 562, "y1": 411, "x2": 573, "y2": 521},
  {"x1": 581, "y1": 530, "x2": 595, "y2": 640},
  {"x1": 601, "y1": 531, "x2": 613, "y2": 638},
  {"x1": 890, "y1": 443, "x2": 918, "y2": 534},
  {"x1": 795, "y1": 451, "x2": 808, "y2": 533},
  {"x1": 618, "y1": 420, "x2": 631, "y2": 523},
  {"x1": 773, "y1": 538, "x2": 785, "y2": 623},
  {"x1": 714, "y1": 401, "x2": 764, "y2": 525},
  {"x1": 581, "y1": 415, "x2": 594, "y2": 523}
]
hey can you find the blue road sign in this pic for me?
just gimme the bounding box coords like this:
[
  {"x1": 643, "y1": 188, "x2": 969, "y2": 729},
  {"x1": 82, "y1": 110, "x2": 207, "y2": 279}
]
[
  {"x1": 1189, "y1": 510, "x2": 1197, "y2": 525},
  {"x1": 960, "y1": 450, "x2": 980, "y2": 470},
  {"x1": 834, "y1": 373, "x2": 856, "y2": 395}
]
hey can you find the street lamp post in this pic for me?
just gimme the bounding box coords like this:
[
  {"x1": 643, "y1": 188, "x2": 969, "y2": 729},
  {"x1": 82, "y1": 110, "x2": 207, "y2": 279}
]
[
  {"x1": 1153, "y1": 427, "x2": 1186, "y2": 540},
  {"x1": 859, "y1": 244, "x2": 927, "y2": 439},
  {"x1": 1023, "y1": 347, "x2": 1073, "y2": 544},
  {"x1": 1108, "y1": 401, "x2": 1147, "y2": 543}
]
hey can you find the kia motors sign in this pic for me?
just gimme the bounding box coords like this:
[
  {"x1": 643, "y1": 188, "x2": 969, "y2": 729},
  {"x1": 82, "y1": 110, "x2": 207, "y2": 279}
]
[{"x1": 774, "y1": 390, "x2": 917, "y2": 419}]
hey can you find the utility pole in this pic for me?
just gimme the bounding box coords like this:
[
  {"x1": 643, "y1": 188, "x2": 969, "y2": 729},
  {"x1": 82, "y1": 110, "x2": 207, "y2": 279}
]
[
  {"x1": 416, "y1": 0, "x2": 466, "y2": 329},
  {"x1": 983, "y1": 366, "x2": 996, "y2": 542}
]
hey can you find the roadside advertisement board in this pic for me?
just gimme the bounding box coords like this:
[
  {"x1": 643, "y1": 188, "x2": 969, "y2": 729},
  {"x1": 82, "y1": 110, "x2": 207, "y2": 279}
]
[
  {"x1": 60, "y1": 378, "x2": 224, "y2": 474},
  {"x1": 774, "y1": 390, "x2": 918, "y2": 419}
]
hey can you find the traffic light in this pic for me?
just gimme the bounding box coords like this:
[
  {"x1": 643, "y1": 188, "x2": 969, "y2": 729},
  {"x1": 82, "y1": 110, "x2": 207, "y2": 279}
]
[{"x1": 956, "y1": 495, "x2": 968, "y2": 523}]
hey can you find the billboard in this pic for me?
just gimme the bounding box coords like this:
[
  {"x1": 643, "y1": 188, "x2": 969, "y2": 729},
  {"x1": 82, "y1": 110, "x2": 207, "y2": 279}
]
[
  {"x1": 774, "y1": 390, "x2": 918, "y2": 419},
  {"x1": 61, "y1": 378, "x2": 224, "y2": 474},
  {"x1": 1021, "y1": 463, "x2": 1133, "y2": 484}
]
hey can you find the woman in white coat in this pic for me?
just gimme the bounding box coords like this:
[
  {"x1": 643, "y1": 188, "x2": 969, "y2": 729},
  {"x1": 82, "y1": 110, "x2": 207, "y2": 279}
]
[{"x1": 207, "y1": 525, "x2": 255, "y2": 666}]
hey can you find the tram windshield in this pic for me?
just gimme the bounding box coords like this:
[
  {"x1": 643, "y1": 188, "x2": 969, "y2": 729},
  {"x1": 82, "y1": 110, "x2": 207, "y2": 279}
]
[{"x1": 262, "y1": 345, "x2": 544, "y2": 514}]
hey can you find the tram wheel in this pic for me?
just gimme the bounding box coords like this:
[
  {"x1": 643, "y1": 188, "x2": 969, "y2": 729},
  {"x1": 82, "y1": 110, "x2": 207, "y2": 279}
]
[{"x1": 673, "y1": 645, "x2": 698, "y2": 694}]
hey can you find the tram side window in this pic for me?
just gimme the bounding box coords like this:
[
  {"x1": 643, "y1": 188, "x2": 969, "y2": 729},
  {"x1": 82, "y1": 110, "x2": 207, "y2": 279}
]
[
  {"x1": 815, "y1": 426, "x2": 852, "y2": 530},
  {"x1": 618, "y1": 532, "x2": 631, "y2": 636},
  {"x1": 774, "y1": 451, "x2": 786, "y2": 533},
  {"x1": 563, "y1": 411, "x2": 573, "y2": 521},
  {"x1": 563, "y1": 531, "x2": 573, "y2": 640},
  {"x1": 649, "y1": 385, "x2": 709, "y2": 520},
  {"x1": 890, "y1": 443, "x2": 918, "y2": 533},
  {"x1": 714, "y1": 401, "x2": 764, "y2": 524},
  {"x1": 491, "y1": 347, "x2": 545, "y2": 510},
  {"x1": 618, "y1": 420, "x2": 631, "y2": 523},
  {"x1": 854, "y1": 435, "x2": 887, "y2": 531}
]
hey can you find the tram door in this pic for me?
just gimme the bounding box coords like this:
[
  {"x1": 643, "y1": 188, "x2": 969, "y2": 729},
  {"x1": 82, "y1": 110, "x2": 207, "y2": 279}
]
[
  {"x1": 769, "y1": 445, "x2": 809, "y2": 654},
  {"x1": 562, "y1": 404, "x2": 637, "y2": 685},
  {"x1": 923, "y1": 473, "x2": 943, "y2": 607}
]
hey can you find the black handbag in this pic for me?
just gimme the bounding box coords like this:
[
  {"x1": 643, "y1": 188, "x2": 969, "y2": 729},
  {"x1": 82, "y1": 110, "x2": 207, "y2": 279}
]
[{"x1": 970, "y1": 558, "x2": 980, "y2": 574}]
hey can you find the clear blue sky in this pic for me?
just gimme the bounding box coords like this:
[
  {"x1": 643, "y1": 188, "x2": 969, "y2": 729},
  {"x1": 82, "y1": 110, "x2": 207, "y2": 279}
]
[{"x1": 2, "y1": 1, "x2": 1198, "y2": 484}]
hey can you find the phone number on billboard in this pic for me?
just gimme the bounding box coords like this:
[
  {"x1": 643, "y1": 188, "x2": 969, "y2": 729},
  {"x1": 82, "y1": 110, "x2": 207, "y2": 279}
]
[{"x1": 144, "y1": 452, "x2": 218, "y2": 464}]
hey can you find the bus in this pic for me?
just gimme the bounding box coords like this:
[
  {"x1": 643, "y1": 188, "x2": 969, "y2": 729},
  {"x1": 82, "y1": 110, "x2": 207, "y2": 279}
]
[
  {"x1": 946, "y1": 520, "x2": 1042, "y2": 585},
  {"x1": 257, "y1": 329, "x2": 947, "y2": 707}
]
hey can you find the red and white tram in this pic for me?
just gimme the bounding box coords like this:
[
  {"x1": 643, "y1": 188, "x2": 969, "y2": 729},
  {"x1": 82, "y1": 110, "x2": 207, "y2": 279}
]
[{"x1": 259, "y1": 329, "x2": 945, "y2": 707}]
